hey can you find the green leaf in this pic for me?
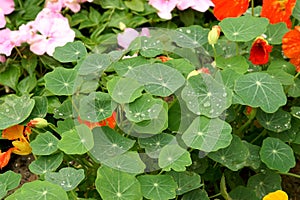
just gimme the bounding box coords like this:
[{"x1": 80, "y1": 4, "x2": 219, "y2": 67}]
[
  {"x1": 29, "y1": 96, "x2": 48, "y2": 118},
  {"x1": 234, "y1": 72, "x2": 286, "y2": 113},
  {"x1": 229, "y1": 186, "x2": 259, "y2": 200},
  {"x1": 6, "y1": 180, "x2": 68, "y2": 200},
  {"x1": 265, "y1": 23, "x2": 289, "y2": 45},
  {"x1": 29, "y1": 153, "x2": 64, "y2": 175},
  {"x1": 124, "y1": 94, "x2": 164, "y2": 123},
  {"x1": 256, "y1": 109, "x2": 291, "y2": 132},
  {"x1": 171, "y1": 26, "x2": 209, "y2": 48},
  {"x1": 0, "y1": 65, "x2": 21, "y2": 90},
  {"x1": 164, "y1": 58, "x2": 195, "y2": 78},
  {"x1": 219, "y1": 16, "x2": 269, "y2": 42},
  {"x1": 44, "y1": 67, "x2": 77, "y2": 95},
  {"x1": 158, "y1": 144, "x2": 192, "y2": 171},
  {"x1": 89, "y1": 126, "x2": 135, "y2": 162},
  {"x1": 269, "y1": 118, "x2": 300, "y2": 143},
  {"x1": 78, "y1": 53, "x2": 111, "y2": 75},
  {"x1": 138, "y1": 133, "x2": 175, "y2": 158},
  {"x1": 45, "y1": 167, "x2": 85, "y2": 191},
  {"x1": 137, "y1": 175, "x2": 177, "y2": 200},
  {"x1": 268, "y1": 60, "x2": 296, "y2": 75},
  {"x1": 138, "y1": 36, "x2": 164, "y2": 58},
  {"x1": 53, "y1": 99, "x2": 73, "y2": 119},
  {"x1": 216, "y1": 56, "x2": 249, "y2": 74},
  {"x1": 95, "y1": 166, "x2": 142, "y2": 200},
  {"x1": 260, "y1": 137, "x2": 296, "y2": 173},
  {"x1": 181, "y1": 73, "x2": 232, "y2": 117},
  {"x1": 166, "y1": 171, "x2": 201, "y2": 195},
  {"x1": 53, "y1": 41, "x2": 87, "y2": 62},
  {"x1": 125, "y1": 63, "x2": 185, "y2": 97},
  {"x1": 0, "y1": 171, "x2": 21, "y2": 191},
  {"x1": 21, "y1": 55, "x2": 37, "y2": 76},
  {"x1": 243, "y1": 141, "x2": 261, "y2": 170},
  {"x1": 182, "y1": 116, "x2": 232, "y2": 152},
  {"x1": 0, "y1": 183, "x2": 6, "y2": 200},
  {"x1": 124, "y1": 0, "x2": 144, "y2": 12},
  {"x1": 113, "y1": 56, "x2": 149, "y2": 76},
  {"x1": 102, "y1": 151, "x2": 146, "y2": 174},
  {"x1": 182, "y1": 189, "x2": 209, "y2": 200},
  {"x1": 220, "y1": 174, "x2": 231, "y2": 200},
  {"x1": 266, "y1": 69, "x2": 294, "y2": 85},
  {"x1": 288, "y1": 78, "x2": 300, "y2": 97},
  {"x1": 79, "y1": 92, "x2": 116, "y2": 122},
  {"x1": 30, "y1": 131, "x2": 59, "y2": 155},
  {"x1": 208, "y1": 135, "x2": 249, "y2": 171},
  {"x1": 107, "y1": 77, "x2": 144, "y2": 104},
  {"x1": 291, "y1": 106, "x2": 300, "y2": 120},
  {"x1": 17, "y1": 75, "x2": 37, "y2": 94},
  {"x1": 58, "y1": 124, "x2": 94, "y2": 154},
  {"x1": 247, "y1": 171, "x2": 282, "y2": 199},
  {"x1": 220, "y1": 69, "x2": 243, "y2": 90},
  {"x1": 0, "y1": 94, "x2": 35, "y2": 129},
  {"x1": 98, "y1": 0, "x2": 125, "y2": 9},
  {"x1": 292, "y1": 0, "x2": 300, "y2": 21}
]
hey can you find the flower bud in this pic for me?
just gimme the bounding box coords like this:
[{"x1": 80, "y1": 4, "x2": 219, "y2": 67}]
[
  {"x1": 208, "y1": 25, "x2": 221, "y2": 45},
  {"x1": 119, "y1": 22, "x2": 126, "y2": 31},
  {"x1": 28, "y1": 118, "x2": 48, "y2": 128},
  {"x1": 187, "y1": 70, "x2": 200, "y2": 79}
]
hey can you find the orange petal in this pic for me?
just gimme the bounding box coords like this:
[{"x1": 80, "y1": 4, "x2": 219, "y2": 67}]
[
  {"x1": 263, "y1": 190, "x2": 288, "y2": 200},
  {"x1": 0, "y1": 148, "x2": 14, "y2": 169},
  {"x1": 212, "y1": 0, "x2": 250, "y2": 20},
  {"x1": 2, "y1": 125, "x2": 25, "y2": 140},
  {"x1": 249, "y1": 37, "x2": 273, "y2": 65},
  {"x1": 282, "y1": 26, "x2": 300, "y2": 58},
  {"x1": 12, "y1": 140, "x2": 32, "y2": 155}
]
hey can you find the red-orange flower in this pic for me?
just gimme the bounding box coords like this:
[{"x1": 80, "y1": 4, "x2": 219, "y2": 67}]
[
  {"x1": 157, "y1": 56, "x2": 172, "y2": 63},
  {"x1": 212, "y1": 0, "x2": 250, "y2": 20},
  {"x1": 261, "y1": 0, "x2": 296, "y2": 28},
  {"x1": 282, "y1": 26, "x2": 300, "y2": 72},
  {"x1": 0, "y1": 148, "x2": 15, "y2": 169},
  {"x1": 249, "y1": 37, "x2": 273, "y2": 65},
  {"x1": 78, "y1": 112, "x2": 117, "y2": 129}
]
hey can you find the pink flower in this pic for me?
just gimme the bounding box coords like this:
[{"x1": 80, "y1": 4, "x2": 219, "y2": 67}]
[
  {"x1": 0, "y1": 0, "x2": 15, "y2": 28},
  {"x1": 0, "y1": 55, "x2": 6, "y2": 63},
  {"x1": 45, "y1": 0, "x2": 93, "y2": 13},
  {"x1": 187, "y1": 0, "x2": 214, "y2": 12},
  {"x1": 149, "y1": 0, "x2": 178, "y2": 20},
  {"x1": 0, "y1": 29, "x2": 15, "y2": 56},
  {"x1": 45, "y1": 0, "x2": 64, "y2": 12},
  {"x1": 117, "y1": 28, "x2": 150, "y2": 49},
  {"x1": 28, "y1": 8, "x2": 75, "y2": 56}
]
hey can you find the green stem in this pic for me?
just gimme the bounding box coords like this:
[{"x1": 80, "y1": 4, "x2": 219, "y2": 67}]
[
  {"x1": 212, "y1": 44, "x2": 217, "y2": 62},
  {"x1": 235, "y1": 43, "x2": 239, "y2": 55},
  {"x1": 236, "y1": 108, "x2": 257, "y2": 137},
  {"x1": 278, "y1": 172, "x2": 300, "y2": 179},
  {"x1": 251, "y1": 0, "x2": 255, "y2": 16},
  {"x1": 294, "y1": 72, "x2": 300, "y2": 79},
  {"x1": 68, "y1": 190, "x2": 78, "y2": 199},
  {"x1": 209, "y1": 193, "x2": 221, "y2": 199},
  {"x1": 250, "y1": 129, "x2": 267, "y2": 144}
]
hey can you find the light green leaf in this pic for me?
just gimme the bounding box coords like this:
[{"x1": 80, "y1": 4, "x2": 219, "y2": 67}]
[
  {"x1": 292, "y1": 0, "x2": 300, "y2": 21},
  {"x1": 0, "y1": 94, "x2": 35, "y2": 129},
  {"x1": 45, "y1": 167, "x2": 85, "y2": 191},
  {"x1": 125, "y1": 63, "x2": 185, "y2": 97},
  {"x1": 265, "y1": 23, "x2": 289, "y2": 45},
  {"x1": 58, "y1": 124, "x2": 94, "y2": 154},
  {"x1": 79, "y1": 92, "x2": 116, "y2": 122},
  {"x1": 164, "y1": 58, "x2": 194, "y2": 78},
  {"x1": 0, "y1": 171, "x2": 21, "y2": 191},
  {"x1": 182, "y1": 116, "x2": 232, "y2": 152},
  {"x1": 44, "y1": 67, "x2": 77, "y2": 95},
  {"x1": 53, "y1": 99, "x2": 73, "y2": 119},
  {"x1": 220, "y1": 69, "x2": 243, "y2": 90},
  {"x1": 107, "y1": 77, "x2": 144, "y2": 104},
  {"x1": 113, "y1": 56, "x2": 149, "y2": 76},
  {"x1": 53, "y1": 41, "x2": 87, "y2": 62},
  {"x1": 78, "y1": 53, "x2": 111, "y2": 75},
  {"x1": 234, "y1": 72, "x2": 287, "y2": 113},
  {"x1": 268, "y1": 60, "x2": 296, "y2": 75},
  {"x1": 181, "y1": 73, "x2": 232, "y2": 117},
  {"x1": 219, "y1": 16, "x2": 269, "y2": 42},
  {"x1": 137, "y1": 175, "x2": 177, "y2": 200},
  {"x1": 256, "y1": 109, "x2": 291, "y2": 132},
  {"x1": 288, "y1": 78, "x2": 300, "y2": 97},
  {"x1": 17, "y1": 75, "x2": 37, "y2": 94},
  {"x1": 138, "y1": 36, "x2": 164, "y2": 58},
  {"x1": 29, "y1": 96, "x2": 48, "y2": 119},
  {"x1": 29, "y1": 153, "x2": 63, "y2": 175},
  {"x1": 166, "y1": 171, "x2": 201, "y2": 195},
  {"x1": 124, "y1": 0, "x2": 144, "y2": 12},
  {"x1": 216, "y1": 56, "x2": 249, "y2": 74},
  {"x1": 158, "y1": 144, "x2": 192, "y2": 171},
  {"x1": 30, "y1": 131, "x2": 59, "y2": 155},
  {"x1": 89, "y1": 126, "x2": 135, "y2": 162},
  {"x1": 208, "y1": 135, "x2": 249, "y2": 171},
  {"x1": 95, "y1": 166, "x2": 142, "y2": 200},
  {"x1": 260, "y1": 137, "x2": 296, "y2": 173},
  {"x1": 243, "y1": 141, "x2": 261, "y2": 170},
  {"x1": 0, "y1": 65, "x2": 21, "y2": 91},
  {"x1": 266, "y1": 69, "x2": 294, "y2": 85}
]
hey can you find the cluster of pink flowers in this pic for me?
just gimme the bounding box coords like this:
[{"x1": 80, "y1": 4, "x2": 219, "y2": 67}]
[
  {"x1": 0, "y1": 0, "x2": 92, "y2": 60},
  {"x1": 149, "y1": 0, "x2": 214, "y2": 20}
]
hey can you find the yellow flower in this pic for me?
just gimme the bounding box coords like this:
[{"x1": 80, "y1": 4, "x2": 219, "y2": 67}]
[{"x1": 263, "y1": 190, "x2": 288, "y2": 200}]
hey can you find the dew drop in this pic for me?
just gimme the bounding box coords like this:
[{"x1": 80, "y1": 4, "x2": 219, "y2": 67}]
[{"x1": 203, "y1": 102, "x2": 210, "y2": 107}]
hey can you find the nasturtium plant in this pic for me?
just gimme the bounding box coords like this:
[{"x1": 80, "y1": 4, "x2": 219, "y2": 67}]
[{"x1": 1, "y1": 0, "x2": 300, "y2": 199}]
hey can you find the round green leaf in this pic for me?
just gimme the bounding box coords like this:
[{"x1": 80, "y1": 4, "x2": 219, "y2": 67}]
[
  {"x1": 95, "y1": 166, "x2": 143, "y2": 200},
  {"x1": 0, "y1": 65, "x2": 21, "y2": 91},
  {"x1": 182, "y1": 189, "x2": 209, "y2": 200},
  {"x1": 229, "y1": 186, "x2": 260, "y2": 200},
  {"x1": 137, "y1": 175, "x2": 177, "y2": 200},
  {"x1": 219, "y1": 16, "x2": 269, "y2": 42},
  {"x1": 0, "y1": 171, "x2": 21, "y2": 191},
  {"x1": 139, "y1": 36, "x2": 164, "y2": 58},
  {"x1": 291, "y1": 106, "x2": 300, "y2": 119},
  {"x1": 53, "y1": 99, "x2": 73, "y2": 119},
  {"x1": 266, "y1": 69, "x2": 294, "y2": 85},
  {"x1": 182, "y1": 116, "x2": 232, "y2": 152},
  {"x1": 113, "y1": 56, "x2": 149, "y2": 76},
  {"x1": 107, "y1": 77, "x2": 144, "y2": 104},
  {"x1": 78, "y1": 53, "x2": 111, "y2": 75},
  {"x1": 125, "y1": 63, "x2": 185, "y2": 97},
  {"x1": 44, "y1": 67, "x2": 77, "y2": 95},
  {"x1": 45, "y1": 167, "x2": 85, "y2": 191},
  {"x1": 29, "y1": 153, "x2": 63, "y2": 175},
  {"x1": 0, "y1": 94, "x2": 35, "y2": 129},
  {"x1": 166, "y1": 171, "x2": 201, "y2": 195},
  {"x1": 243, "y1": 141, "x2": 261, "y2": 170},
  {"x1": 256, "y1": 109, "x2": 291, "y2": 132},
  {"x1": 158, "y1": 144, "x2": 192, "y2": 171},
  {"x1": 29, "y1": 96, "x2": 48, "y2": 119},
  {"x1": 58, "y1": 124, "x2": 94, "y2": 154},
  {"x1": 31, "y1": 131, "x2": 59, "y2": 155},
  {"x1": 181, "y1": 73, "x2": 232, "y2": 118},
  {"x1": 79, "y1": 92, "x2": 116, "y2": 122},
  {"x1": 89, "y1": 126, "x2": 135, "y2": 162},
  {"x1": 208, "y1": 135, "x2": 249, "y2": 171},
  {"x1": 260, "y1": 137, "x2": 296, "y2": 172},
  {"x1": 172, "y1": 26, "x2": 209, "y2": 48},
  {"x1": 265, "y1": 23, "x2": 289, "y2": 45},
  {"x1": 124, "y1": 94, "x2": 164, "y2": 123},
  {"x1": 216, "y1": 56, "x2": 249, "y2": 74},
  {"x1": 0, "y1": 183, "x2": 6, "y2": 200},
  {"x1": 288, "y1": 78, "x2": 300, "y2": 97},
  {"x1": 234, "y1": 72, "x2": 287, "y2": 113},
  {"x1": 164, "y1": 58, "x2": 194, "y2": 78},
  {"x1": 247, "y1": 171, "x2": 282, "y2": 199},
  {"x1": 53, "y1": 41, "x2": 87, "y2": 62}
]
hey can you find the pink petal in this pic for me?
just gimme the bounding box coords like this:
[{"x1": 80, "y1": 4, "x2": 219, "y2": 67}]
[
  {"x1": 0, "y1": 10, "x2": 6, "y2": 28},
  {"x1": 117, "y1": 28, "x2": 139, "y2": 49},
  {"x1": 1, "y1": 0, "x2": 15, "y2": 15},
  {"x1": 149, "y1": 0, "x2": 178, "y2": 19}
]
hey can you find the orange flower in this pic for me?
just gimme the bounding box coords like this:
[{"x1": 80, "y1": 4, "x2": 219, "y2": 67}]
[
  {"x1": 263, "y1": 190, "x2": 288, "y2": 200},
  {"x1": 0, "y1": 148, "x2": 15, "y2": 169},
  {"x1": 249, "y1": 36, "x2": 273, "y2": 65},
  {"x1": 212, "y1": 0, "x2": 250, "y2": 20},
  {"x1": 282, "y1": 26, "x2": 300, "y2": 72},
  {"x1": 261, "y1": 0, "x2": 296, "y2": 28},
  {"x1": 157, "y1": 56, "x2": 172, "y2": 63},
  {"x1": 78, "y1": 112, "x2": 117, "y2": 129}
]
